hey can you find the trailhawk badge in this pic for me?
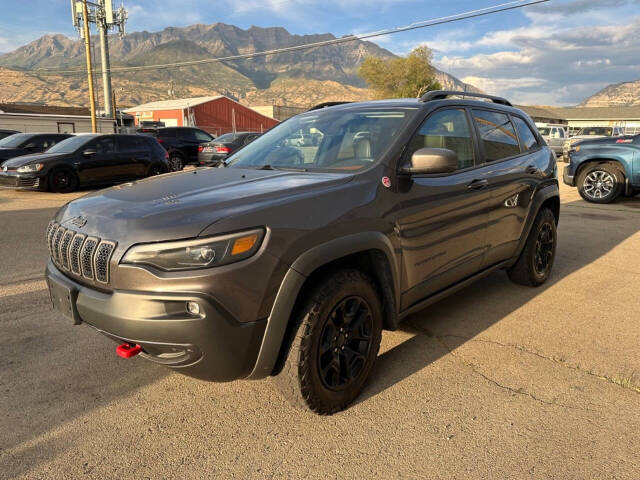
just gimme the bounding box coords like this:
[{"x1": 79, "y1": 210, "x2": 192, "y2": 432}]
[{"x1": 381, "y1": 176, "x2": 391, "y2": 188}]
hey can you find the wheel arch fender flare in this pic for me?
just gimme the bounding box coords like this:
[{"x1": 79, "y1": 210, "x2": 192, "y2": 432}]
[
  {"x1": 576, "y1": 157, "x2": 630, "y2": 180},
  {"x1": 512, "y1": 181, "x2": 559, "y2": 264},
  {"x1": 247, "y1": 231, "x2": 401, "y2": 380}
]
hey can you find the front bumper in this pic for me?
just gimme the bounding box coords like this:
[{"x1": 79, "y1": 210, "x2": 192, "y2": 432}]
[
  {"x1": 46, "y1": 260, "x2": 267, "y2": 381},
  {"x1": 563, "y1": 164, "x2": 575, "y2": 186},
  {"x1": 0, "y1": 171, "x2": 43, "y2": 189}
]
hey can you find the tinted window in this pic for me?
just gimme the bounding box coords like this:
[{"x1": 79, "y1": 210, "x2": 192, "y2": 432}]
[
  {"x1": 472, "y1": 109, "x2": 520, "y2": 161},
  {"x1": 194, "y1": 129, "x2": 213, "y2": 142},
  {"x1": 177, "y1": 129, "x2": 197, "y2": 141},
  {"x1": 408, "y1": 108, "x2": 475, "y2": 170},
  {"x1": 558, "y1": 129, "x2": 565, "y2": 138},
  {"x1": 88, "y1": 137, "x2": 115, "y2": 154},
  {"x1": 0, "y1": 133, "x2": 33, "y2": 148},
  {"x1": 118, "y1": 136, "x2": 146, "y2": 152},
  {"x1": 512, "y1": 116, "x2": 538, "y2": 152},
  {"x1": 158, "y1": 128, "x2": 176, "y2": 138}
]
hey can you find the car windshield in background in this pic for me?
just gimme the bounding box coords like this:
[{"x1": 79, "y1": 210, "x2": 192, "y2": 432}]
[
  {"x1": 226, "y1": 107, "x2": 418, "y2": 172},
  {"x1": 215, "y1": 133, "x2": 238, "y2": 143},
  {"x1": 46, "y1": 135, "x2": 93, "y2": 153},
  {"x1": 0, "y1": 133, "x2": 31, "y2": 148},
  {"x1": 538, "y1": 128, "x2": 551, "y2": 135},
  {"x1": 578, "y1": 127, "x2": 613, "y2": 136}
]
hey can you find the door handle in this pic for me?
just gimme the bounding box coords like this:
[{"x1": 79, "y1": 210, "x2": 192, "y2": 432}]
[
  {"x1": 467, "y1": 179, "x2": 489, "y2": 190},
  {"x1": 525, "y1": 165, "x2": 538, "y2": 174}
]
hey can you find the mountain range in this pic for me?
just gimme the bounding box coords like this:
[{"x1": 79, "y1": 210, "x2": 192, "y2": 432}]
[
  {"x1": 579, "y1": 79, "x2": 640, "y2": 107},
  {"x1": 0, "y1": 23, "x2": 478, "y2": 108}
]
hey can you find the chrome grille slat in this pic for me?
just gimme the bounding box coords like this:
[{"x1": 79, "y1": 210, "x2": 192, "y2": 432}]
[
  {"x1": 94, "y1": 241, "x2": 116, "y2": 284},
  {"x1": 52, "y1": 227, "x2": 66, "y2": 264},
  {"x1": 80, "y1": 237, "x2": 99, "y2": 280},
  {"x1": 60, "y1": 230, "x2": 75, "y2": 270},
  {"x1": 69, "y1": 233, "x2": 86, "y2": 275}
]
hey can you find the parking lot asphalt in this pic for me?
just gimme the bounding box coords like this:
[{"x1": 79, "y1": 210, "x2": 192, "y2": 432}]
[{"x1": 1, "y1": 168, "x2": 639, "y2": 479}]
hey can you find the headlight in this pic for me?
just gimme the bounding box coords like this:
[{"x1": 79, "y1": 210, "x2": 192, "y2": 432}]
[
  {"x1": 121, "y1": 228, "x2": 265, "y2": 271},
  {"x1": 16, "y1": 163, "x2": 44, "y2": 173}
]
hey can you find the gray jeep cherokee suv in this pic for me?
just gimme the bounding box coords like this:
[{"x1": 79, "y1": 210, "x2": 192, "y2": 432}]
[{"x1": 45, "y1": 91, "x2": 559, "y2": 414}]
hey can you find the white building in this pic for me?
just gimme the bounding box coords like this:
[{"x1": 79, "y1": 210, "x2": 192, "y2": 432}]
[{"x1": 0, "y1": 103, "x2": 115, "y2": 134}]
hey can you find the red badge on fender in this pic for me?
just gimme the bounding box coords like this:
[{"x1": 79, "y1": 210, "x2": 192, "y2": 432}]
[{"x1": 381, "y1": 176, "x2": 391, "y2": 188}]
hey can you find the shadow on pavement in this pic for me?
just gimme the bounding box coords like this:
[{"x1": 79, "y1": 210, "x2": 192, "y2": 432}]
[{"x1": 360, "y1": 197, "x2": 639, "y2": 403}]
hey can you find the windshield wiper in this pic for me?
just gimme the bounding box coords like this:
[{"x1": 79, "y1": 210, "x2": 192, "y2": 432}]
[{"x1": 257, "y1": 164, "x2": 307, "y2": 172}]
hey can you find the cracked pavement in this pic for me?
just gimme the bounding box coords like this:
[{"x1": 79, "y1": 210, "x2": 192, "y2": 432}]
[{"x1": 1, "y1": 168, "x2": 639, "y2": 479}]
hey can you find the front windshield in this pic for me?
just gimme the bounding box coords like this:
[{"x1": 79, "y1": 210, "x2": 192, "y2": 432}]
[
  {"x1": 226, "y1": 107, "x2": 418, "y2": 171},
  {"x1": 0, "y1": 133, "x2": 31, "y2": 148},
  {"x1": 578, "y1": 127, "x2": 613, "y2": 136},
  {"x1": 47, "y1": 135, "x2": 93, "y2": 153},
  {"x1": 538, "y1": 127, "x2": 550, "y2": 135}
]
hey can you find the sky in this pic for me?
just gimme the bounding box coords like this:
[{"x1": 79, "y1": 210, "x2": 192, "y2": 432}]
[{"x1": 0, "y1": 0, "x2": 639, "y2": 105}]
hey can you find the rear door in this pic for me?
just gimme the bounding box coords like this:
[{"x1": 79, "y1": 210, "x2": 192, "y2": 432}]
[
  {"x1": 395, "y1": 107, "x2": 491, "y2": 309},
  {"x1": 471, "y1": 110, "x2": 543, "y2": 267},
  {"x1": 116, "y1": 135, "x2": 150, "y2": 178}
]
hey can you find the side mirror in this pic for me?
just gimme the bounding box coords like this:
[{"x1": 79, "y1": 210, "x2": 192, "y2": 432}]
[
  {"x1": 82, "y1": 148, "x2": 97, "y2": 157},
  {"x1": 400, "y1": 148, "x2": 458, "y2": 175}
]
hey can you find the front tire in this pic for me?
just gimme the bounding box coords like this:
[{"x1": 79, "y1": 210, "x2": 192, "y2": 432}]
[
  {"x1": 507, "y1": 208, "x2": 557, "y2": 287},
  {"x1": 274, "y1": 269, "x2": 383, "y2": 415},
  {"x1": 49, "y1": 168, "x2": 78, "y2": 193},
  {"x1": 577, "y1": 162, "x2": 624, "y2": 203}
]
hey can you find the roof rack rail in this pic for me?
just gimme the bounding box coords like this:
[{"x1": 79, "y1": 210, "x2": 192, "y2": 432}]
[
  {"x1": 307, "y1": 101, "x2": 353, "y2": 112},
  {"x1": 419, "y1": 90, "x2": 512, "y2": 107}
]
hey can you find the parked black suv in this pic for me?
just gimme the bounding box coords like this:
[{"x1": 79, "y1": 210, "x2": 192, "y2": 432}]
[
  {"x1": 139, "y1": 126, "x2": 215, "y2": 170},
  {"x1": 198, "y1": 131, "x2": 261, "y2": 166},
  {"x1": 0, "y1": 133, "x2": 72, "y2": 161},
  {"x1": 45, "y1": 92, "x2": 559, "y2": 414},
  {"x1": 0, "y1": 134, "x2": 169, "y2": 192}
]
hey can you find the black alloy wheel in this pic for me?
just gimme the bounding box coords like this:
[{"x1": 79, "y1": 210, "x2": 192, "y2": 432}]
[
  {"x1": 317, "y1": 296, "x2": 374, "y2": 391},
  {"x1": 533, "y1": 221, "x2": 554, "y2": 277},
  {"x1": 50, "y1": 169, "x2": 77, "y2": 193}
]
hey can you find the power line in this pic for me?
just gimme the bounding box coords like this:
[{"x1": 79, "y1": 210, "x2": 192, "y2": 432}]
[{"x1": 34, "y1": 0, "x2": 550, "y2": 76}]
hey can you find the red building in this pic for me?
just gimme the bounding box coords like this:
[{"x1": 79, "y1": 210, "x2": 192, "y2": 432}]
[{"x1": 123, "y1": 96, "x2": 279, "y2": 136}]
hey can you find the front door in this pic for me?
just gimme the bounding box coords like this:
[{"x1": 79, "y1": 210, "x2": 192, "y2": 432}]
[{"x1": 395, "y1": 107, "x2": 491, "y2": 310}]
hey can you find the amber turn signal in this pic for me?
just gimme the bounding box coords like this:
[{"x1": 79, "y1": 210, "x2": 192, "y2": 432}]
[{"x1": 231, "y1": 233, "x2": 259, "y2": 256}]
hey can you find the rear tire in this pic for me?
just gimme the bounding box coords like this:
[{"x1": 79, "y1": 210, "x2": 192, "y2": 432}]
[
  {"x1": 169, "y1": 154, "x2": 184, "y2": 171},
  {"x1": 507, "y1": 208, "x2": 557, "y2": 287},
  {"x1": 274, "y1": 269, "x2": 383, "y2": 415},
  {"x1": 49, "y1": 168, "x2": 78, "y2": 193},
  {"x1": 576, "y1": 162, "x2": 624, "y2": 203}
]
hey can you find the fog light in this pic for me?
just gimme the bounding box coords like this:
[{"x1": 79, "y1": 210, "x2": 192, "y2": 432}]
[{"x1": 186, "y1": 301, "x2": 201, "y2": 316}]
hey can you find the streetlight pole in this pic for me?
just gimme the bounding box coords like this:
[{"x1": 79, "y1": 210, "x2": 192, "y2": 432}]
[{"x1": 98, "y1": 13, "x2": 114, "y2": 119}]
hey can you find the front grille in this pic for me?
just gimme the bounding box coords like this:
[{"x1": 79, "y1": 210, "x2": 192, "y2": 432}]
[
  {"x1": 17, "y1": 177, "x2": 39, "y2": 188},
  {"x1": 46, "y1": 221, "x2": 117, "y2": 285}
]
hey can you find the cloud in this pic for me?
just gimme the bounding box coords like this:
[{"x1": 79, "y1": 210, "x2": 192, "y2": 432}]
[
  {"x1": 431, "y1": 11, "x2": 640, "y2": 105},
  {"x1": 528, "y1": 0, "x2": 640, "y2": 15}
]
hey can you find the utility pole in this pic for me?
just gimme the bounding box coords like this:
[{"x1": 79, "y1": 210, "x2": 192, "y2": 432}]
[
  {"x1": 81, "y1": 0, "x2": 97, "y2": 133},
  {"x1": 98, "y1": 13, "x2": 113, "y2": 118},
  {"x1": 71, "y1": 1, "x2": 127, "y2": 127}
]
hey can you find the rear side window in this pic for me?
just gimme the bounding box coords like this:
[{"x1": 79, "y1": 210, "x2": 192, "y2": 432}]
[
  {"x1": 472, "y1": 109, "x2": 520, "y2": 161},
  {"x1": 408, "y1": 108, "x2": 475, "y2": 170},
  {"x1": 512, "y1": 116, "x2": 539, "y2": 152},
  {"x1": 158, "y1": 129, "x2": 176, "y2": 138},
  {"x1": 194, "y1": 129, "x2": 213, "y2": 142},
  {"x1": 177, "y1": 129, "x2": 197, "y2": 141},
  {"x1": 118, "y1": 136, "x2": 146, "y2": 152}
]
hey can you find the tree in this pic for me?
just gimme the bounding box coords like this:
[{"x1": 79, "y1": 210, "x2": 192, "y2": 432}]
[{"x1": 358, "y1": 46, "x2": 442, "y2": 99}]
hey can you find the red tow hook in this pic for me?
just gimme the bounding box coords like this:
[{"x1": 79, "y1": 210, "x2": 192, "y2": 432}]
[{"x1": 116, "y1": 343, "x2": 143, "y2": 359}]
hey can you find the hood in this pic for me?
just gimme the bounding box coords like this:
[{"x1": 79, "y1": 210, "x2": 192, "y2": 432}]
[
  {"x1": 0, "y1": 148, "x2": 28, "y2": 162},
  {"x1": 57, "y1": 167, "x2": 353, "y2": 245},
  {"x1": 1, "y1": 152, "x2": 68, "y2": 167}
]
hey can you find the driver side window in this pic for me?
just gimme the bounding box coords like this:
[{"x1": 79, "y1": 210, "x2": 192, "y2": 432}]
[
  {"x1": 408, "y1": 109, "x2": 475, "y2": 170},
  {"x1": 88, "y1": 137, "x2": 115, "y2": 154}
]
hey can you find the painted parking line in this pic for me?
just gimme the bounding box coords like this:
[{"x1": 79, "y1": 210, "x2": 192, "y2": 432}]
[{"x1": 0, "y1": 279, "x2": 47, "y2": 298}]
